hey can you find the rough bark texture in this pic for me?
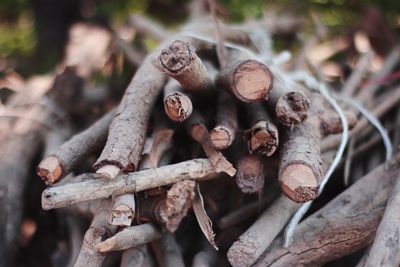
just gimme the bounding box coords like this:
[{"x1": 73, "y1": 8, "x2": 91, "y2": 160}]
[
  {"x1": 155, "y1": 40, "x2": 213, "y2": 93},
  {"x1": 253, "y1": 154, "x2": 400, "y2": 267},
  {"x1": 243, "y1": 103, "x2": 279, "y2": 156},
  {"x1": 42, "y1": 159, "x2": 217, "y2": 210},
  {"x1": 74, "y1": 200, "x2": 117, "y2": 267},
  {"x1": 227, "y1": 196, "x2": 300, "y2": 267},
  {"x1": 216, "y1": 59, "x2": 273, "y2": 102},
  {"x1": 266, "y1": 74, "x2": 310, "y2": 126},
  {"x1": 94, "y1": 55, "x2": 167, "y2": 175},
  {"x1": 163, "y1": 79, "x2": 193, "y2": 122},
  {"x1": 139, "y1": 180, "x2": 196, "y2": 232},
  {"x1": 96, "y1": 223, "x2": 162, "y2": 252},
  {"x1": 235, "y1": 154, "x2": 265, "y2": 194},
  {"x1": 37, "y1": 109, "x2": 116, "y2": 184},
  {"x1": 187, "y1": 112, "x2": 236, "y2": 176},
  {"x1": 109, "y1": 193, "x2": 135, "y2": 227},
  {"x1": 209, "y1": 91, "x2": 237, "y2": 150},
  {"x1": 279, "y1": 93, "x2": 356, "y2": 203},
  {"x1": 364, "y1": 171, "x2": 400, "y2": 267}
]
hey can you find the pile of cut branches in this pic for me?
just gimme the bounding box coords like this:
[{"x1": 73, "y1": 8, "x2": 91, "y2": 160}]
[{"x1": 1, "y1": 3, "x2": 400, "y2": 267}]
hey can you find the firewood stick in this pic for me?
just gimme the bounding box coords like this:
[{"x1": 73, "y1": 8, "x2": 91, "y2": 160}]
[
  {"x1": 364, "y1": 175, "x2": 400, "y2": 266},
  {"x1": 154, "y1": 40, "x2": 213, "y2": 94},
  {"x1": 279, "y1": 93, "x2": 356, "y2": 203},
  {"x1": 227, "y1": 195, "x2": 300, "y2": 267},
  {"x1": 243, "y1": 103, "x2": 279, "y2": 156},
  {"x1": 163, "y1": 78, "x2": 193, "y2": 122},
  {"x1": 96, "y1": 223, "x2": 162, "y2": 253},
  {"x1": 186, "y1": 112, "x2": 236, "y2": 176},
  {"x1": 74, "y1": 200, "x2": 117, "y2": 267},
  {"x1": 93, "y1": 34, "x2": 216, "y2": 179},
  {"x1": 235, "y1": 154, "x2": 265, "y2": 194},
  {"x1": 209, "y1": 91, "x2": 237, "y2": 150},
  {"x1": 120, "y1": 244, "x2": 156, "y2": 267},
  {"x1": 37, "y1": 109, "x2": 116, "y2": 185},
  {"x1": 110, "y1": 128, "x2": 174, "y2": 226},
  {"x1": 42, "y1": 158, "x2": 217, "y2": 210},
  {"x1": 321, "y1": 86, "x2": 400, "y2": 152},
  {"x1": 216, "y1": 53, "x2": 273, "y2": 102},
  {"x1": 253, "y1": 154, "x2": 400, "y2": 267},
  {"x1": 158, "y1": 233, "x2": 185, "y2": 267},
  {"x1": 138, "y1": 180, "x2": 196, "y2": 232},
  {"x1": 128, "y1": 14, "x2": 169, "y2": 42},
  {"x1": 266, "y1": 72, "x2": 310, "y2": 126}
]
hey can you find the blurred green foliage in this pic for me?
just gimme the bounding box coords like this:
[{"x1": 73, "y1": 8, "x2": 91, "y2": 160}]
[{"x1": 0, "y1": 0, "x2": 398, "y2": 72}]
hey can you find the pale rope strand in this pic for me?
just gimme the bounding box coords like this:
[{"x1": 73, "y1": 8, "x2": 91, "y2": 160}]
[
  {"x1": 335, "y1": 96, "x2": 393, "y2": 161},
  {"x1": 283, "y1": 71, "x2": 349, "y2": 247}
]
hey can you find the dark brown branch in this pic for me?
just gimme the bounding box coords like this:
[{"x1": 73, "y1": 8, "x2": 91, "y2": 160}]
[
  {"x1": 209, "y1": 91, "x2": 237, "y2": 150},
  {"x1": 37, "y1": 109, "x2": 116, "y2": 184},
  {"x1": 253, "y1": 155, "x2": 400, "y2": 267},
  {"x1": 163, "y1": 78, "x2": 193, "y2": 122},
  {"x1": 243, "y1": 103, "x2": 279, "y2": 156}
]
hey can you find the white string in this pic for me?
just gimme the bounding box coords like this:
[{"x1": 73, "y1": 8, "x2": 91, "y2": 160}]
[
  {"x1": 283, "y1": 71, "x2": 349, "y2": 247},
  {"x1": 335, "y1": 96, "x2": 393, "y2": 161}
]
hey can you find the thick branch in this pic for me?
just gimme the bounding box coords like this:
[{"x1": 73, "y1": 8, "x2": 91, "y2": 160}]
[
  {"x1": 254, "y1": 155, "x2": 400, "y2": 267},
  {"x1": 235, "y1": 154, "x2": 265, "y2": 194}
]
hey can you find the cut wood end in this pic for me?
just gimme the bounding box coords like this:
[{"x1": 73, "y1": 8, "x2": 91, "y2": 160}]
[
  {"x1": 159, "y1": 40, "x2": 195, "y2": 74},
  {"x1": 110, "y1": 204, "x2": 135, "y2": 226},
  {"x1": 248, "y1": 122, "x2": 278, "y2": 156},
  {"x1": 233, "y1": 60, "x2": 273, "y2": 102},
  {"x1": 164, "y1": 92, "x2": 193, "y2": 122},
  {"x1": 228, "y1": 239, "x2": 257, "y2": 267},
  {"x1": 209, "y1": 126, "x2": 234, "y2": 150},
  {"x1": 280, "y1": 164, "x2": 319, "y2": 203},
  {"x1": 96, "y1": 164, "x2": 121, "y2": 179},
  {"x1": 37, "y1": 156, "x2": 63, "y2": 185},
  {"x1": 96, "y1": 236, "x2": 117, "y2": 253},
  {"x1": 276, "y1": 91, "x2": 310, "y2": 126}
]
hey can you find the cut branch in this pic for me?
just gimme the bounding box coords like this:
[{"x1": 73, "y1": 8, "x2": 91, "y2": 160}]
[
  {"x1": 42, "y1": 159, "x2": 217, "y2": 210},
  {"x1": 96, "y1": 223, "x2": 162, "y2": 252},
  {"x1": 209, "y1": 91, "x2": 237, "y2": 150},
  {"x1": 186, "y1": 112, "x2": 236, "y2": 176},
  {"x1": 155, "y1": 40, "x2": 213, "y2": 94},
  {"x1": 253, "y1": 155, "x2": 400, "y2": 267},
  {"x1": 37, "y1": 109, "x2": 116, "y2": 184},
  {"x1": 243, "y1": 103, "x2": 279, "y2": 156},
  {"x1": 216, "y1": 57, "x2": 273, "y2": 102},
  {"x1": 163, "y1": 78, "x2": 193, "y2": 122}
]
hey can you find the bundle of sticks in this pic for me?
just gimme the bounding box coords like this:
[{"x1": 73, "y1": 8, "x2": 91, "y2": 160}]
[{"x1": 2, "y1": 4, "x2": 400, "y2": 267}]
